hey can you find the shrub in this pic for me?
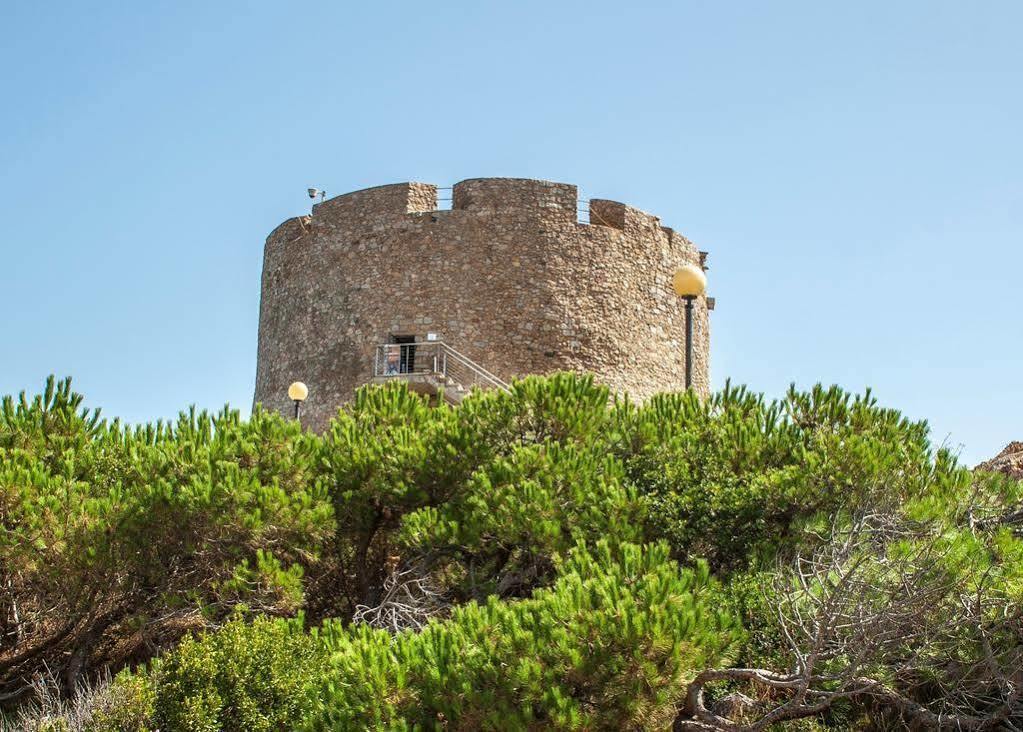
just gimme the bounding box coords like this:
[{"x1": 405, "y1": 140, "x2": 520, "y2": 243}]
[
  {"x1": 312, "y1": 541, "x2": 741, "y2": 730},
  {"x1": 399, "y1": 441, "x2": 643, "y2": 601},
  {"x1": 314, "y1": 374, "x2": 630, "y2": 615},
  {"x1": 0, "y1": 671, "x2": 151, "y2": 732},
  {"x1": 3, "y1": 374, "x2": 1019, "y2": 729},
  {"x1": 0, "y1": 378, "x2": 332, "y2": 698},
  {"x1": 614, "y1": 383, "x2": 957, "y2": 571},
  {"x1": 125, "y1": 541, "x2": 739, "y2": 731},
  {"x1": 87, "y1": 675, "x2": 154, "y2": 732},
  {"x1": 146, "y1": 615, "x2": 325, "y2": 732}
]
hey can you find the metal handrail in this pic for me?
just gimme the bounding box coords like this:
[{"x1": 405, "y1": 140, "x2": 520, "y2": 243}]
[
  {"x1": 434, "y1": 343, "x2": 509, "y2": 389},
  {"x1": 373, "y1": 341, "x2": 509, "y2": 393}
]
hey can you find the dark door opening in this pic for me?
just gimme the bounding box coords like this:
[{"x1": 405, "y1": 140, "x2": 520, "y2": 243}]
[{"x1": 391, "y1": 335, "x2": 416, "y2": 373}]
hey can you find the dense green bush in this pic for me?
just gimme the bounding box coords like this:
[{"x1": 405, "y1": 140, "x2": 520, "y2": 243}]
[
  {"x1": 126, "y1": 541, "x2": 738, "y2": 731},
  {"x1": 1, "y1": 374, "x2": 1019, "y2": 730},
  {"x1": 0, "y1": 378, "x2": 332, "y2": 703},
  {"x1": 315, "y1": 374, "x2": 627, "y2": 615},
  {"x1": 314, "y1": 541, "x2": 739, "y2": 730},
  {"x1": 611, "y1": 383, "x2": 946, "y2": 570},
  {"x1": 398, "y1": 442, "x2": 643, "y2": 601},
  {"x1": 147, "y1": 615, "x2": 324, "y2": 732}
]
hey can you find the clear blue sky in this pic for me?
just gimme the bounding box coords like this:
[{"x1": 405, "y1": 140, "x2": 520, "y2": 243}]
[{"x1": 1, "y1": 1, "x2": 1020, "y2": 464}]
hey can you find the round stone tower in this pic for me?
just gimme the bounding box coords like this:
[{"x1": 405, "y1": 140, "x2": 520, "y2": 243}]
[{"x1": 254, "y1": 178, "x2": 711, "y2": 431}]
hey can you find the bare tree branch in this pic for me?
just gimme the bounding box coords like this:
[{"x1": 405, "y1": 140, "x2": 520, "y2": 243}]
[
  {"x1": 352, "y1": 562, "x2": 449, "y2": 633},
  {"x1": 675, "y1": 509, "x2": 1022, "y2": 730}
]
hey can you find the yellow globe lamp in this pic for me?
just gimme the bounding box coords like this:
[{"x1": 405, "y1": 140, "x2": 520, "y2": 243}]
[
  {"x1": 672, "y1": 263, "x2": 707, "y2": 298},
  {"x1": 671, "y1": 264, "x2": 707, "y2": 390},
  {"x1": 288, "y1": 381, "x2": 308, "y2": 420}
]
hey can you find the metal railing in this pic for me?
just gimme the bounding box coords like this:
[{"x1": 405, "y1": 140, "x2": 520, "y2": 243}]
[{"x1": 373, "y1": 342, "x2": 509, "y2": 394}]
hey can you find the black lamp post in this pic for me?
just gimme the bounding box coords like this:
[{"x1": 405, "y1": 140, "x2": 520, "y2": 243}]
[
  {"x1": 288, "y1": 381, "x2": 308, "y2": 422},
  {"x1": 672, "y1": 264, "x2": 707, "y2": 390}
]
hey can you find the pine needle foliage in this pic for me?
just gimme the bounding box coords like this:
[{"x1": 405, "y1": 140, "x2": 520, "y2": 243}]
[
  {"x1": 0, "y1": 379, "x2": 332, "y2": 703},
  {"x1": 138, "y1": 541, "x2": 740, "y2": 731},
  {"x1": 1, "y1": 374, "x2": 1020, "y2": 730}
]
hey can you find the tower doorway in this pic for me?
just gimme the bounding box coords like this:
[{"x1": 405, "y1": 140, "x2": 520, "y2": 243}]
[{"x1": 391, "y1": 334, "x2": 416, "y2": 373}]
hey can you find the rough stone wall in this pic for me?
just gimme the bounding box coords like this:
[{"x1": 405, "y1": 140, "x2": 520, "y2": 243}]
[{"x1": 254, "y1": 178, "x2": 711, "y2": 431}]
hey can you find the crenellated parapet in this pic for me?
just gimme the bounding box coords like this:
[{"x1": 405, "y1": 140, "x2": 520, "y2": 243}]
[
  {"x1": 253, "y1": 177, "x2": 712, "y2": 430},
  {"x1": 277, "y1": 178, "x2": 698, "y2": 251}
]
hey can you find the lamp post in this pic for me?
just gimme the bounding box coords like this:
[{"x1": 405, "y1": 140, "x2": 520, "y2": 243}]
[
  {"x1": 672, "y1": 264, "x2": 707, "y2": 390},
  {"x1": 287, "y1": 381, "x2": 308, "y2": 421}
]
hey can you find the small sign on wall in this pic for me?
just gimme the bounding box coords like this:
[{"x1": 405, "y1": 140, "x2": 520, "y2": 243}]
[{"x1": 426, "y1": 332, "x2": 439, "y2": 341}]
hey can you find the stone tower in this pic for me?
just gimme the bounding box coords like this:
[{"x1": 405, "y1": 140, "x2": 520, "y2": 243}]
[{"x1": 254, "y1": 178, "x2": 711, "y2": 431}]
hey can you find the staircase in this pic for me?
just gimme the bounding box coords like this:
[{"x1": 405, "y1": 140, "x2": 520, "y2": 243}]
[{"x1": 371, "y1": 341, "x2": 510, "y2": 404}]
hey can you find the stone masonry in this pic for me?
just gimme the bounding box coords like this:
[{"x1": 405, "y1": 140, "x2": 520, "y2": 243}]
[{"x1": 254, "y1": 178, "x2": 711, "y2": 431}]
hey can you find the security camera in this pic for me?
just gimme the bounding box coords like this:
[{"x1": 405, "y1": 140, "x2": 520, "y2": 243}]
[{"x1": 307, "y1": 188, "x2": 321, "y2": 199}]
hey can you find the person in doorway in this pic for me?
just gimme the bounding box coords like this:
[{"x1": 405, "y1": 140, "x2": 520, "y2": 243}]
[{"x1": 385, "y1": 346, "x2": 400, "y2": 375}]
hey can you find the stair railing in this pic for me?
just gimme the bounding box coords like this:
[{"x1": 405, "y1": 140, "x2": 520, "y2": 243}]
[
  {"x1": 373, "y1": 342, "x2": 509, "y2": 393},
  {"x1": 437, "y1": 343, "x2": 509, "y2": 392}
]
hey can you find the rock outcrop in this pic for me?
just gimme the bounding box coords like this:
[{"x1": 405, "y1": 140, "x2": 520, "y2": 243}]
[{"x1": 975, "y1": 441, "x2": 1023, "y2": 479}]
